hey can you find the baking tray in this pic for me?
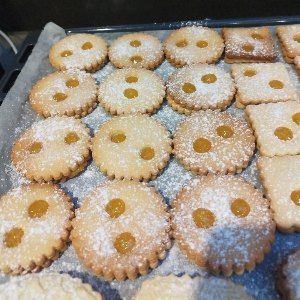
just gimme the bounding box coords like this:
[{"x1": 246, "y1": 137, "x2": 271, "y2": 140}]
[{"x1": 0, "y1": 17, "x2": 300, "y2": 300}]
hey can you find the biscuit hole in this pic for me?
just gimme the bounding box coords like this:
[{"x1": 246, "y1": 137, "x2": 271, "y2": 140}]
[
  {"x1": 61, "y1": 50, "x2": 73, "y2": 57},
  {"x1": 111, "y1": 131, "x2": 126, "y2": 143},
  {"x1": 140, "y1": 147, "x2": 155, "y2": 160},
  {"x1": 292, "y1": 112, "x2": 300, "y2": 125},
  {"x1": 192, "y1": 208, "x2": 215, "y2": 229},
  {"x1": 123, "y1": 88, "x2": 138, "y2": 99},
  {"x1": 130, "y1": 55, "x2": 143, "y2": 64},
  {"x1": 293, "y1": 34, "x2": 300, "y2": 43},
  {"x1": 66, "y1": 79, "x2": 79, "y2": 88},
  {"x1": 130, "y1": 40, "x2": 141, "y2": 47},
  {"x1": 28, "y1": 200, "x2": 49, "y2": 218},
  {"x1": 114, "y1": 232, "x2": 136, "y2": 254},
  {"x1": 290, "y1": 190, "x2": 300, "y2": 206},
  {"x1": 81, "y1": 42, "x2": 93, "y2": 50},
  {"x1": 105, "y1": 198, "x2": 126, "y2": 218},
  {"x1": 201, "y1": 74, "x2": 217, "y2": 84},
  {"x1": 4, "y1": 227, "x2": 24, "y2": 248},
  {"x1": 193, "y1": 138, "x2": 211, "y2": 153},
  {"x1": 125, "y1": 76, "x2": 138, "y2": 83},
  {"x1": 65, "y1": 132, "x2": 80, "y2": 144},
  {"x1": 176, "y1": 40, "x2": 188, "y2": 47},
  {"x1": 182, "y1": 82, "x2": 196, "y2": 93},
  {"x1": 53, "y1": 92, "x2": 68, "y2": 102},
  {"x1": 274, "y1": 127, "x2": 293, "y2": 141},
  {"x1": 251, "y1": 33, "x2": 264, "y2": 40},
  {"x1": 196, "y1": 40, "x2": 208, "y2": 48},
  {"x1": 28, "y1": 142, "x2": 43, "y2": 154},
  {"x1": 242, "y1": 44, "x2": 254, "y2": 52},
  {"x1": 243, "y1": 69, "x2": 257, "y2": 77},
  {"x1": 269, "y1": 80, "x2": 284, "y2": 89},
  {"x1": 216, "y1": 125, "x2": 234, "y2": 138},
  {"x1": 231, "y1": 199, "x2": 250, "y2": 218}
]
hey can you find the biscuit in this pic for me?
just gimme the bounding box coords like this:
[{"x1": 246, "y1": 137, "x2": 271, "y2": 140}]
[
  {"x1": 166, "y1": 64, "x2": 235, "y2": 113},
  {"x1": 246, "y1": 101, "x2": 300, "y2": 157},
  {"x1": 293, "y1": 56, "x2": 300, "y2": 75},
  {"x1": 0, "y1": 273, "x2": 103, "y2": 299},
  {"x1": 258, "y1": 155, "x2": 300, "y2": 232},
  {"x1": 49, "y1": 33, "x2": 108, "y2": 72},
  {"x1": 171, "y1": 175, "x2": 275, "y2": 276},
  {"x1": 109, "y1": 32, "x2": 164, "y2": 69},
  {"x1": 92, "y1": 114, "x2": 172, "y2": 181},
  {"x1": 11, "y1": 116, "x2": 91, "y2": 182},
  {"x1": 173, "y1": 110, "x2": 255, "y2": 175},
  {"x1": 98, "y1": 68, "x2": 165, "y2": 115},
  {"x1": 30, "y1": 70, "x2": 98, "y2": 118},
  {"x1": 0, "y1": 183, "x2": 73, "y2": 274},
  {"x1": 71, "y1": 180, "x2": 171, "y2": 280},
  {"x1": 231, "y1": 63, "x2": 298, "y2": 108},
  {"x1": 222, "y1": 27, "x2": 276, "y2": 63},
  {"x1": 276, "y1": 25, "x2": 300, "y2": 63},
  {"x1": 164, "y1": 26, "x2": 224, "y2": 67}
]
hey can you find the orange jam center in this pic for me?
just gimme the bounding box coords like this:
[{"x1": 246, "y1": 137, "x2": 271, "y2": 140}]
[
  {"x1": 81, "y1": 42, "x2": 93, "y2": 50},
  {"x1": 126, "y1": 76, "x2": 138, "y2": 83},
  {"x1": 114, "y1": 232, "x2": 136, "y2": 254},
  {"x1": 269, "y1": 80, "x2": 284, "y2": 89},
  {"x1": 66, "y1": 79, "x2": 79, "y2": 88},
  {"x1": 231, "y1": 199, "x2": 250, "y2": 218},
  {"x1": 293, "y1": 34, "x2": 300, "y2": 43},
  {"x1": 130, "y1": 40, "x2": 141, "y2": 47},
  {"x1": 140, "y1": 147, "x2": 155, "y2": 160},
  {"x1": 193, "y1": 138, "x2": 211, "y2": 153},
  {"x1": 216, "y1": 125, "x2": 234, "y2": 138},
  {"x1": 28, "y1": 200, "x2": 49, "y2": 218},
  {"x1": 111, "y1": 132, "x2": 126, "y2": 143},
  {"x1": 176, "y1": 40, "x2": 188, "y2": 47},
  {"x1": 130, "y1": 55, "x2": 143, "y2": 64},
  {"x1": 182, "y1": 82, "x2": 196, "y2": 93},
  {"x1": 65, "y1": 132, "x2": 80, "y2": 144},
  {"x1": 53, "y1": 92, "x2": 68, "y2": 102},
  {"x1": 4, "y1": 227, "x2": 24, "y2": 248},
  {"x1": 274, "y1": 127, "x2": 293, "y2": 141},
  {"x1": 242, "y1": 44, "x2": 254, "y2": 52},
  {"x1": 243, "y1": 69, "x2": 257, "y2": 77},
  {"x1": 192, "y1": 208, "x2": 215, "y2": 228},
  {"x1": 201, "y1": 73, "x2": 217, "y2": 84},
  {"x1": 124, "y1": 88, "x2": 138, "y2": 99},
  {"x1": 251, "y1": 33, "x2": 264, "y2": 40},
  {"x1": 105, "y1": 198, "x2": 126, "y2": 218},
  {"x1": 61, "y1": 50, "x2": 73, "y2": 57},
  {"x1": 196, "y1": 40, "x2": 208, "y2": 48},
  {"x1": 290, "y1": 190, "x2": 300, "y2": 206},
  {"x1": 29, "y1": 142, "x2": 42, "y2": 154},
  {"x1": 292, "y1": 112, "x2": 300, "y2": 125}
]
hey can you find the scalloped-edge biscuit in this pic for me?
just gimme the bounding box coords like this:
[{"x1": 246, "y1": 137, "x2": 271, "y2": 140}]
[
  {"x1": 222, "y1": 27, "x2": 276, "y2": 63},
  {"x1": 164, "y1": 26, "x2": 224, "y2": 67},
  {"x1": 71, "y1": 180, "x2": 171, "y2": 281},
  {"x1": 0, "y1": 273, "x2": 103, "y2": 299},
  {"x1": 258, "y1": 155, "x2": 300, "y2": 233},
  {"x1": 293, "y1": 56, "x2": 300, "y2": 75}
]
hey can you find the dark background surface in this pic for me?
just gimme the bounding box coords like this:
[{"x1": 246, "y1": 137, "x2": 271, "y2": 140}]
[{"x1": 1, "y1": 0, "x2": 300, "y2": 31}]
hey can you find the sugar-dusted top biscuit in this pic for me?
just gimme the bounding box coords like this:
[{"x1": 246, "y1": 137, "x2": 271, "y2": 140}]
[
  {"x1": 231, "y1": 63, "x2": 298, "y2": 107},
  {"x1": 246, "y1": 101, "x2": 300, "y2": 157},
  {"x1": 258, "y1": 155, "x2": 300, "y2": 232},
  {"x1": 164, "y1": 26, "x2": 224, "y2": 67},
  {"x1": 222, "y1": 27, "x2": 276, "y2": 63}
]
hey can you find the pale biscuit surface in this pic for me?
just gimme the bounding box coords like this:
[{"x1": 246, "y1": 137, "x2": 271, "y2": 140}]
[{"x1": 277, "y1": 25, "x2": 300, "y2": 61}]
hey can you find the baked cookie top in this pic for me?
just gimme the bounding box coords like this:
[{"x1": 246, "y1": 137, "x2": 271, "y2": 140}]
[
  {"x1": 166, "y1": 64, "x2": 235, "y2": 111},
  {"x1": 171, "y1": 175, "x2": 275, "y2": 275},
  {"x1": 173, "y1": 110, "x2": 255, "y2": 174},
  {"x1": 164, "y1": 26, "x2": 224, "y2": 66},
  {"x1": 71, "y1": 180, "x2": 171, "y2": 280},
  {"x1": 0, "y1": 273, "x2": 103, "y2": 299},
  {"x1": 11, "y1": 116, "x2": 91, "y2": 182},
  {"x1": 258, "y1": 155, "x2": 300, "y2": 232},
  {"x1": 30, "y1": 69, "x2": 98, "y2": 118},
  {"x1": 246, "y1": 101, "x2": 300, "y2": 157},
  {"x1": 92, "y1": 114, "x2": 172, "y2": 181},
  {"x1": 276, "y1": 25, "x2": 300, "y2": 59},
  {"x1": 0, "y1": 183, "x2": 73, "y2": 273},
  {"x1": 109, "y1": 32, "x2": 164, "y2": 69},
  {"x1": 98, "y1": 68, "x2": 165, "y2": 115}
]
